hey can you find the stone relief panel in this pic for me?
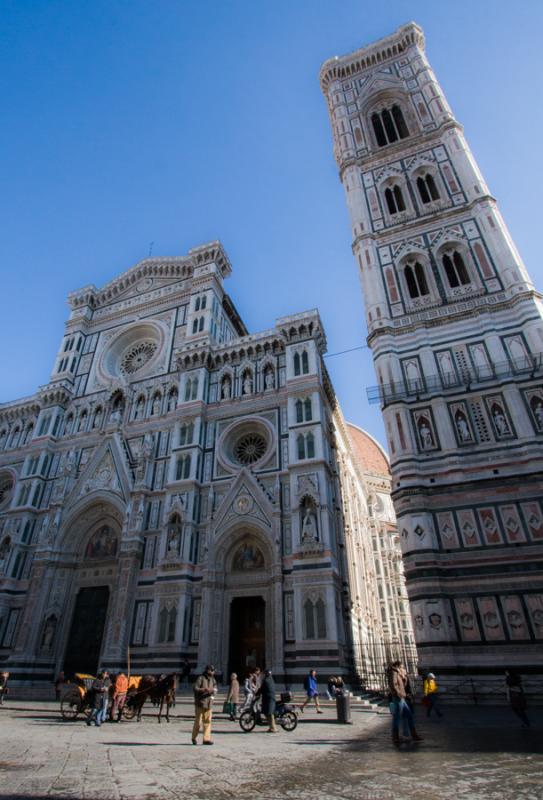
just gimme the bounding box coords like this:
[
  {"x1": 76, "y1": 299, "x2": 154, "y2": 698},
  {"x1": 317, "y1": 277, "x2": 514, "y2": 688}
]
[
  {"x1": 525, "y1": 594, "x2": 543, "y2": 638},
  {"x1": 454, "y1": 598, "x2": 481, "y2": 642},
  {"x1": 476, "y1": 596, "x2": 506, "y2": 641},
  {"x1": 477, "y1": 507, "x2": 503, "y2": 546},
  {"x1": 435, "y1": 511, "x2": 460, "y2": 549},
  {"x1": 456, "y1": 509, "x2": 481, "y2": 548},
  {"x1": 497, "y1": 505, "x2": 526, "y2": 544},
  {"x1": 501, "y1": 595, "x2": 530, "y2": 640},
  {"x1": 520, "y1": 502, "x2": 543, "y2": 541}
]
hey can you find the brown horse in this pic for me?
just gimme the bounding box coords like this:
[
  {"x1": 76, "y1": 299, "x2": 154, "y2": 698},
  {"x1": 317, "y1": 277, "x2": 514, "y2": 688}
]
[{"x1": 132, "y1": 674, "x2": 177, "y2": 723}]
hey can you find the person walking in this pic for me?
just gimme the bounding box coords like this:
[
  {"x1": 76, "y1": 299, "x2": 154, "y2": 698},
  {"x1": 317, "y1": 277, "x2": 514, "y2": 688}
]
[
  {"x1": 300, "y1": 669, "x2": 323, "y2": 714},
  {"x1": 96, "y1": 670, "x2": 111, "y2": 724},
  {"x1": 387, "y1": 661, "x2": 423, "y2": 746},
  {"x1": 86, "y1": 673, "x2": 107, "y2": 727},
  {"x1": 0, "y1": 671, "x2": 9, "y2": 705},
  {"x1": 226, "y1": 672, "x2": 240, "y2": 721},
  {"x1": 257, "y1": 669, "x2": 277, "y2": 732},
  {"x1": 111, "y1": 672, "x2": 128, "y2": 722},
  {"x1": 505, "y1": 670, "x2": 530, "y2": 727},
  {"x1": 192, "y1": 664, "x2": 217, "y2": 745},
  {"x1": 423, "y1": 672, "x2": 443, "y2": 718}
]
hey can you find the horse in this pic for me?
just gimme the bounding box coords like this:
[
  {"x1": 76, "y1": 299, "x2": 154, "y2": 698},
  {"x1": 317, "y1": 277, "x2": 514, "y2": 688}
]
[{"x1": 132, "y1": 673, "x2": 177, "y2": 723}]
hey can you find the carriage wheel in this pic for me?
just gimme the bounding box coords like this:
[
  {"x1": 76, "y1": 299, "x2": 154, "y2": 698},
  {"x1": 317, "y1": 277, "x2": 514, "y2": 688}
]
[
  {"x1": 83, "y1": 703, "x2": 92, "y2": 719},
  {"x1": 239, "y1": 710, "x2": 256, "y2": 732},
  {"x1": 122, "y1": 704, "x2": 136, "y2": 720},
  {"x1": 60, "y1": 693, "x2": 82, "y2": 720},
  {"x1": 279, "y1": 711, "x2": 298, "y2": 732}
]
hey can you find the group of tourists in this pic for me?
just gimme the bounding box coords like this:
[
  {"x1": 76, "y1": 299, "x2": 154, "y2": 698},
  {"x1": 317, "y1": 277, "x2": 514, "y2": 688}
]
[{"x1": 85, "y1": 670, "x2": 129, "y2": 727}]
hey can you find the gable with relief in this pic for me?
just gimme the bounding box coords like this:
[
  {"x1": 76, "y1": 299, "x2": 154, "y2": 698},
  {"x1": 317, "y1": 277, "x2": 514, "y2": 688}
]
[
  {"x1": 66, "y1": 439, "x2": 131, "y2": 506},
  {"x1": 213, "y1": 469, "x2": 273, "y2": 534}
]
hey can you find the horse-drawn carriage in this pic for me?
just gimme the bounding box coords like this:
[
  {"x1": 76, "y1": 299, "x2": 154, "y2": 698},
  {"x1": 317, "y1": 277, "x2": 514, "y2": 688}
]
[{"x1": 60, "y1": 673, "x2": 175, "y2": 722}]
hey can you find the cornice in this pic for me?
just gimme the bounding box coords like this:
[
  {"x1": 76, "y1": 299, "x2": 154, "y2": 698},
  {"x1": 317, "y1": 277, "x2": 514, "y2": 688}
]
[
  {"x1": 0, "y1": 394, "x2": 41, "y2": 422},
  {"x1": 319, "y1": 22, "x2": 425, "y2": 92}
]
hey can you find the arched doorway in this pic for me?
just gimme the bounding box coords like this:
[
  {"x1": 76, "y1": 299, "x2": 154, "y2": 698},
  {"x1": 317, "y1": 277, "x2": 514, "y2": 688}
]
[
  {"x1": 61, "y1": 518, "x2": 120, "y2": 677},
  {"x1": 228, "y1": 596, "x2": 266, "y2": 678}
]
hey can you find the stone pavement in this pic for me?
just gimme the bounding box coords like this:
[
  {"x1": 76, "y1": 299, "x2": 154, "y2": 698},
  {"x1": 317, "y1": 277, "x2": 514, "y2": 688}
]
[{"x1": 0, "y1": 699, "x2": 542, "y2": 800}]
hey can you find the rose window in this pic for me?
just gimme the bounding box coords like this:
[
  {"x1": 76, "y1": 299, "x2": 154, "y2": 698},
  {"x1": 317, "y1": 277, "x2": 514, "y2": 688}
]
[
  {"x1": 233, "y1": 433, "x2": 267, "y2": 465},
  {"x1": 120, "y1": 341, "x2": 158, "y2": 376}
]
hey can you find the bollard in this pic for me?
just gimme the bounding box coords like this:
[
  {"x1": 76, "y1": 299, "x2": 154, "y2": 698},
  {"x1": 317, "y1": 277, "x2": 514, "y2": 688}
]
[{"x1": 335, "y1": 692, "x2": 353, "y2": 724}]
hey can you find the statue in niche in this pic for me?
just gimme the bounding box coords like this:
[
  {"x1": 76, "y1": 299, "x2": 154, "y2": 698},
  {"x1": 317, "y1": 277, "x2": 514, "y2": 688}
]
[
  {"x1": 491, "y1": 404, "x2": 510, "y2": 436},
  {"x1": 40, "y1": 615, "x2": 57, "y2": 651},
  {"x1": 166, "y1": 515, "x2": 182, "y2": 558},
  {"x1": 418, "y1": 418, "x2": 434, "y2": 449},
  {"x1": 242, "y1": 374, "x2": 252, "y2": 395},
  {"x1": 531, "y1": 398, "x2": 543, "y2": 430},
  {"x1": 135, "y1": 396, "x2": 145, "y2": 419},
  {"x1": 168, "y1": 392, "x2": 177, "y2": 412},
  {"x1": 152, "y1": 395, "x2": 161, "y2": 416},
  {"x1": 93, "y1": 407, "x2": 103, "y2": 428},
  {"x1": 454, "y1": 411, "x2": 472, "y2": 442},
  {"x1": 264, "y1": 369, "x2": 275, "y2": 390},
  {"x1": 300, "y1": 498, "x2": 318, "y2": 543},
  {"x1": 221, "y1": 376, "x2": 231, "y2": 400},
  {"x1": 232, "y1": 539, "x2": 264, "y2": 570}
]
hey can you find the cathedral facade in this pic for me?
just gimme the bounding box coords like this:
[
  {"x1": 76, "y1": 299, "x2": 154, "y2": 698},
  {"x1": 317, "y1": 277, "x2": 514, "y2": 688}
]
[
  {"x1": 0, "y1": 242, "x2": 413, "y2": 690},
  {"x1": 320, "y1": 23, "x2": 543, "y2": 686}
]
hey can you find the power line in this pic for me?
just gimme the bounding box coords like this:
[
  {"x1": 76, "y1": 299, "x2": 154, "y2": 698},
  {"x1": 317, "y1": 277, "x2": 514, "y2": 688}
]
[{"x1": 324, "y1": 344, "x2": 370, "y2": 359}]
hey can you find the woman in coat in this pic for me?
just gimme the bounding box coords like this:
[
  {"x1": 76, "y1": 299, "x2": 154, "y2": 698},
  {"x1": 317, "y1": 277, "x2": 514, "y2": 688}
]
[{"x1": 226, "y1": 672, "x2": 240, "y2": 721}]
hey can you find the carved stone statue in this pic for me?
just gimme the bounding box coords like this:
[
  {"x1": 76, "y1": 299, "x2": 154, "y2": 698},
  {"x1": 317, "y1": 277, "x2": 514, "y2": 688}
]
[
  {"x1": 301, "y1": 506, "x2": 317, "y2": 542},
  {"x1": 242, "y1": 375, "x2": 252, "y2": 395},
  {"x1": 419, "y1": 420, "x2": 434, "y2": 449},
  {"x1": 264, "y1": 369, "x2": 275, "y2": 390},
  {"x1": 221, "y1": 376, "x2": 231, "y2": 400}
]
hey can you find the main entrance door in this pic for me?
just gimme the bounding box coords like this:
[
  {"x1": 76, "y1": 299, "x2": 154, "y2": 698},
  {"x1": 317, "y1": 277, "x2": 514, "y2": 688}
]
[
  {"x1": 63, "y1": 586, "x2": 110, "y2": 677},
  {"x1": 228, "y1": 596, "x2": 266, "y2": 678}
]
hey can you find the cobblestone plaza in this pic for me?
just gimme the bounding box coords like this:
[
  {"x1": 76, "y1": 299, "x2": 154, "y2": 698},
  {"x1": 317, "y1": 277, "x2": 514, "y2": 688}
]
[{"x1": 1, "y1": 698, "x2": 542, "y2": 800}]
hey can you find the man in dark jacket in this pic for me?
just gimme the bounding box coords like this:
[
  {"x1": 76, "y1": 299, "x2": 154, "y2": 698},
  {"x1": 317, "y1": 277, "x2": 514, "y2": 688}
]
[
  {"x1": 192, "y1": 664, "x2": 217, "y2": 745},
  {"x1": 86, "y1": 673, "x2": 107, "y2": 727},
  {"x1": 257, "y1": 669, "x2": 277, "y2": 732}
]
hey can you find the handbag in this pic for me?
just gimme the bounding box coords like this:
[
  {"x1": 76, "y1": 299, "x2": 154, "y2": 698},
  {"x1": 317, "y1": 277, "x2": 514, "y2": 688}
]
[{"x1": 222, "y1": 700, "x2": 233, "y2": 714}]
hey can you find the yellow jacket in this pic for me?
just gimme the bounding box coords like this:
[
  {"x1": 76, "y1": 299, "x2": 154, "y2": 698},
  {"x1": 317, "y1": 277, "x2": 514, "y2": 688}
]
[{"x1": 423, "y1": 678, "x2": 438, "y2": 695}]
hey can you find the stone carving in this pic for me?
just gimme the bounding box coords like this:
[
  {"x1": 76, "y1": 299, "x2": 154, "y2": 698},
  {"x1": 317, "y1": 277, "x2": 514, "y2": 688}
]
[
  {"x1": 40, "y1": 614, "x2": 57, "y2": 652},
  {"x1": 232, "y1": 538, "x2": 264, "y2": 571},
  {"x1": 221, "y1": 376, "x2": 232, "y2": 400},
  {"x1": 264, "y1": 369, "x2": 275, "y2": 390}
]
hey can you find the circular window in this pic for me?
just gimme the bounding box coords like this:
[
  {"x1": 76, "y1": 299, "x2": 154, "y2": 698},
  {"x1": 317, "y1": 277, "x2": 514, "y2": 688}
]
[
  {"x1": 99, "y1": 322, "x2": 164, "y2": 382},
  {"x1": 233, "y1": 433, "x2": 267, "y2": 465},
  {"x1": 0, "y1": 473, "x2": 14, "y2": 510},
  {"x1": 218, "y1": 416, "x2": 274, "y2": 471},
  {"x1": 120, "y1": 340, "x2": 158, "y2": 376}
]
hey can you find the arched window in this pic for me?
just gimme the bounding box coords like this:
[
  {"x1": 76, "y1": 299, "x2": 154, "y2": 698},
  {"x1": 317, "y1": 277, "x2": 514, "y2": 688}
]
[
  {"x1": 293, "y1": 352, "x2": 301, "y2": 376},
  {"x1": 371, "y1": 104, "x2": 410, "y2": 147},
  {"x1": 304, "y1": 597, "x2": 327, "y2": 639},
  {"x1": 198, "y1": 316, "x2": 204, "y2": 332},
  {"x1": 404, "y1": 262, "x2": 429, "y2": 299},
  {"x1": 304, "y1": 398, "x2": 313, "y2": 421},
  {"x1": 179, "y1": 422, "x2": 194, "y2": 446},
  {"x1": 192, "y1": 319, "x2": 198, "y2": 334},
  {"x1": 9, "y1": 427, "x2": 21, "y2": 449},
  {"x1": 442, "y1": 251, "x2": 471, "y2": 288},
  {"x1": 195, "y1": 297, "x2": 200, "y2": 312},
  {"x1": 201, "y1": 295, "x2": 207, "y2": 310},
  {"x1": 0, "y1": 430, "x2": 7, "y2": 449},
  {"x1": 417, "y1": 173, "x2": 440, "y2": 204},
  {"x1": 184, "y1": 377, "x2": 199, "y2": 402},
  {"x1": 301, "y1": 350, "x2": 309, "y2": 374},
  {"x1": 295, "y1": 400, "x2": 304, "y2": 424},
  {"x1": 176, "y1": 454, "x2": 191, "y2": 480},
  {"x1": 22, "y1": 424, "x2": 33, "y2": 445},
  {"x1": 297, "y1": 434, "x2": 306, "y2": 460},
  {"x1": 306, "y1": 432, "x2": 315, "y2": 458},
  {"x1": 158, "y1": 604, "x2": 177, "y2": 643},
  {"x1": 384, "y1": 184, "x2": 406, "y2": 215}
]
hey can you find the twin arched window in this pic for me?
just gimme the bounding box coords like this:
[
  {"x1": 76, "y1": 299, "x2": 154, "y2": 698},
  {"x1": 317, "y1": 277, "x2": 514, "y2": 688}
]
[
  {"x1": 405, "y1": 262, "x2": 429, "y2": 299},
  {"x1": 371, "y1": 105, "x2": 409, "y2": 147},
  {"x1": 179, "y1": 422, "x2": 194, "y2": 446},
  {"x1": 192, "y1": 316, "x2": 205, "y2": 334},
  {"x1": 297, "y1": 431, "x2": 315, "y2": 460},
  {"x1": 158, "y1": 604, "x2": 177, "y2": 643},
  {"x1": 295, "y1": 398, "x2": 313, "y2": 423},
  {"x1": 442, "y1": 250, "x2": 471, "y2": 288},
  {"x1": 417, "y1": 173, "x2": 440, "y2": 204},
  {"x1": 184, "y1": 377, "x2": 198, "y2": 402},
  {"x1": 176, "y1": 454, "x2": 191, "y2": 480},
  {"x1": 293, "y1": 350, "x2": 309, "y2": 377},
  {"x1": 304, "y1": 597, "x2": 327, "y2": 639},
  {"x1": 384, "y1": 184, "x2": 406, "y2": 215}
]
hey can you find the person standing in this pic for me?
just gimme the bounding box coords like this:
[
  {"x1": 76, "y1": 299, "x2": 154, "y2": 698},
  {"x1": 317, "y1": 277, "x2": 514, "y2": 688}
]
[
  {"x1": 86, "y1": 673, "x2": 107, "y2": 727},
  {"x1": 192, "y1": 664, "x2": 217, "y2": 745},
  {"x1": 54, "y1": 671, "x2": 65, "y2": 701},
  {"x1": 226, "y1": 672, "x2": 240, "y2": 721},
  {"x1": 505, "y1": 670, "x2": 530, "y2": 727},
  {"x1": 423, "y1": 672, "x2": 443, "y2": 718},
  {"x1": 387, "y1": 661, "x2": 423, "y2": 746},
  {"x1": 257, "y1": 669, "x2": 277, "y2": 732},
  {"x1": 0, "y1": 672, "x2": 9, "y2": 705},
  {"x1": 300, "y1": 669, "x2": 323, "y2": 714},
  {"x1": 111, "y1": 672, "x2": 128, "y2": 722}
]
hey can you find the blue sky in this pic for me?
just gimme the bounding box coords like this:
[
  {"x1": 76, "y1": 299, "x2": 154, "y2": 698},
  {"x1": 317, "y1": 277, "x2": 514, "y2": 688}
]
[{"x1": 1, "y1": 0, "x2": 542, "y2": 449}]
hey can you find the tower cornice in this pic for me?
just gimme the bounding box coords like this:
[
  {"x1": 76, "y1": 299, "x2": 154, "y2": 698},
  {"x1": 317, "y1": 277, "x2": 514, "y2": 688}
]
[{"x1": 319, "y1": 22, "x2": 425, "y2": 92}]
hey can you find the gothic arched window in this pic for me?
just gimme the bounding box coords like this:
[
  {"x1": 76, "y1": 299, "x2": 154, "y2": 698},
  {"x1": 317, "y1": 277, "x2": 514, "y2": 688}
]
[
  {"x1": 417, "y1": 173, "x2": 440, "y2": 204},
  {"x1": 293, "y1": 352, "x2": 301, "y2": 376},
  {"x1": 295, "y1": 400, "x2": 304, "y2": 424},
  {"x1": 201, "y1": 295, "x2": 207, "y2": 310},
  {"x1": 384, "y1": 184, "x2": 406, "y2": 215},
  {"x1": 443, "y1": 250, "x2": 471, "y2": 288},
  {"x1": 304, "y1": 398, "x2": 313, "y2": 421},
  {"x1": 301, "y1": 350, "x2": 309, "y2": 374},
  {"x1": 198, "y1": 316, "x2": 204, "y2": 332},
  {"x1": 405, "y1": 262, "x2": 429, "y2": 299},
  {"x1": 176, "y1": 454, "x2": 191, "y2": 480},
  {"x1": 371, "y1": 104, "x2": 410, "y2": 147},
  {"x1": 304, "y1": 596, "x2": 327, "y2": 639}
]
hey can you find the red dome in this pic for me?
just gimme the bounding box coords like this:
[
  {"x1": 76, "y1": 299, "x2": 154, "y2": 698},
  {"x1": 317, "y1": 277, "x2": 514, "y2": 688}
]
[{"x1": 346, "y1": 423, "x2": 390, "y2": 476}]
